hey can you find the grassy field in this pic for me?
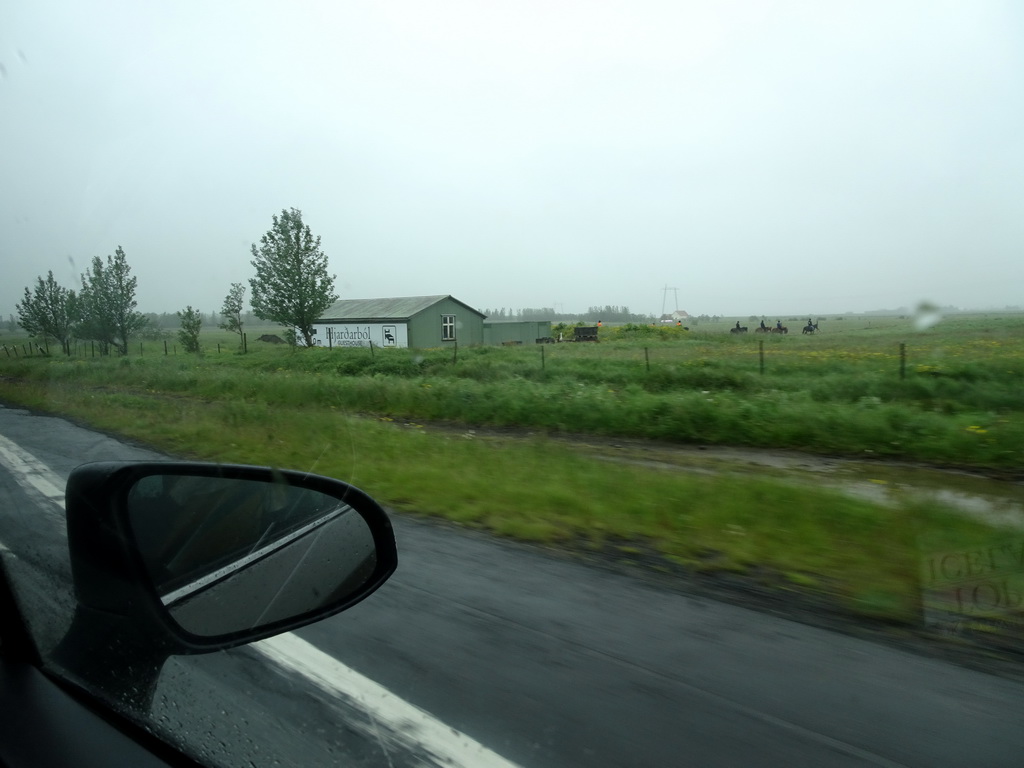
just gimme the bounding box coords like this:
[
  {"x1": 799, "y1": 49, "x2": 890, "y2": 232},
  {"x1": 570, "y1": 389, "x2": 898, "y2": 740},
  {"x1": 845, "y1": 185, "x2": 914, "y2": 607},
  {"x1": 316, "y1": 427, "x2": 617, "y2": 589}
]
[
  {"x1": 1, "y1": 313, "x2": 1022, "y2": 626},
  {"x1": 6, "y1": 313, "x2": 1021, "y2": 468}
]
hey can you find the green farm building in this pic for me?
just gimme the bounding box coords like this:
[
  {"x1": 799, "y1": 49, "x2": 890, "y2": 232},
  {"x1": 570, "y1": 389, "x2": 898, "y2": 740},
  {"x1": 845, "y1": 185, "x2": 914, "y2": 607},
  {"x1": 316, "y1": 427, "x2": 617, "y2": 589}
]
[
  {"x1": 313, "y1": 295, "x2": 552, "y2": 349},
  {"x1": 312, "y1": 295, "x2": 486, "y2": 349}
]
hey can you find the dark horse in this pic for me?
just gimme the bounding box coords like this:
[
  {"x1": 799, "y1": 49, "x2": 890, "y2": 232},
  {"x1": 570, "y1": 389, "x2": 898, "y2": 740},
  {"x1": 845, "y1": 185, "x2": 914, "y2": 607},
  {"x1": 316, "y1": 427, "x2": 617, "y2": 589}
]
[
  {"x1": 770, "y1": 326, "x2": 788, "y2": 334},
  {"x1": 802, "y1": 322, "x2": 819, "y2": 334},
  {"x1": 730, "y1": 326, "x2": 748, "y2": 334}
]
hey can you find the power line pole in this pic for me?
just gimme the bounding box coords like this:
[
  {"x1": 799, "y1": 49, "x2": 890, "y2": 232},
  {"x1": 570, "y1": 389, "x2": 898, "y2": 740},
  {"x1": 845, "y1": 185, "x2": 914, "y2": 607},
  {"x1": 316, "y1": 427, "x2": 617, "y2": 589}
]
[{"x1": 661, "y1": 285, "x2": 679, "y2": 316}]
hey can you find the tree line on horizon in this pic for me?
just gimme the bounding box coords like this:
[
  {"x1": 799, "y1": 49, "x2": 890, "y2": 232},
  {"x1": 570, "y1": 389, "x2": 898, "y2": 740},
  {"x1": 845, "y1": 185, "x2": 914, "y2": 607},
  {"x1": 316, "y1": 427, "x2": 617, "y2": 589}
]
[
  {"x1": 482, "y1": 305, "x2": 655, "y2": 324},
  {"x1": 12, "y1": 208, "x2": 337, "y2": 355},
  {"x1": 19, "y1": 206, "x2": 820, "y2": 351},
  {"x1": 14, "y1": 208, "x2": 689, "y2": 354}
]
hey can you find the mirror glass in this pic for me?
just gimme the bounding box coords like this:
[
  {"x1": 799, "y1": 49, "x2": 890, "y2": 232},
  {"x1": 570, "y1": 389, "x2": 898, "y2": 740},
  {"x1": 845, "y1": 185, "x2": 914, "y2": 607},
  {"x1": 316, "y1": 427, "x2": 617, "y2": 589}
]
[{"x1": 126, "y1": 474, "x2": 378, "y2": 637}]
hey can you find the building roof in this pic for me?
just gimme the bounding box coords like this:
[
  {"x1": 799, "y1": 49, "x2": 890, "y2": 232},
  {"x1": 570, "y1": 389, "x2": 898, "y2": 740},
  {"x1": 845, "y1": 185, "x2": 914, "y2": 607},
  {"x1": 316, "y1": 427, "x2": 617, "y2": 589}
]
[
  {"x1": 318, "y1": 295, "x2": 485, "y2": 321},
  {"x1": 483, "y1": 319, "x2": 551, "y2": 324}
]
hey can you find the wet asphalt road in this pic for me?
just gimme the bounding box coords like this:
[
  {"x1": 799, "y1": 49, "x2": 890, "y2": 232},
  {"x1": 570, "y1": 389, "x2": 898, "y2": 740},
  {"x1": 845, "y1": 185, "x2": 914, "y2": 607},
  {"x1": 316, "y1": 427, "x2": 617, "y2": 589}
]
[{"x1": 2, "y1": 403, "x2": 1024, "y2": 767}]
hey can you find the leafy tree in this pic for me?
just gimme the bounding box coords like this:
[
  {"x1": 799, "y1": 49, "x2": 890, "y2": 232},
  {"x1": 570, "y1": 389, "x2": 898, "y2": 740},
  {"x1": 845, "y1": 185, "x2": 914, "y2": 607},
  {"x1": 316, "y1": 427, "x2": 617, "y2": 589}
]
[
  {"x1": 218, "y1": 282, "x2": 247, "y2": 345},
  {"x1": 249, "y1": 208, "x2": 337, "y2": 347},
  {"x1": 16, "y1": 271, "x2": 79, "y2": 354},
  {"x1": 78, "y1": 246, "x2": 147, "y2": 355},
  {"x1": 176, "y1": 306, "x2": 203, "y2": 353}
]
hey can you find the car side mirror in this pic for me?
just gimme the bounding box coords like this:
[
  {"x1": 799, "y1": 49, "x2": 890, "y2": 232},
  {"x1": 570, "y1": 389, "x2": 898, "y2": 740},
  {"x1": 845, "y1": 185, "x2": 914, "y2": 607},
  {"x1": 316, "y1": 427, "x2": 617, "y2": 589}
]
[{"x1": 52, "y1": 462, "x2": 397, "y2": 712}]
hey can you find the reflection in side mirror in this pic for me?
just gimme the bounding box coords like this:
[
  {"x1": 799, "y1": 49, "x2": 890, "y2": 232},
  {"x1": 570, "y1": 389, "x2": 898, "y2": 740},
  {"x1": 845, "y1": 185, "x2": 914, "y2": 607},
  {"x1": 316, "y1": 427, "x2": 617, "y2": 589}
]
[{"x1": 127, "y1": 475, "x2": 379, "y2": 638}]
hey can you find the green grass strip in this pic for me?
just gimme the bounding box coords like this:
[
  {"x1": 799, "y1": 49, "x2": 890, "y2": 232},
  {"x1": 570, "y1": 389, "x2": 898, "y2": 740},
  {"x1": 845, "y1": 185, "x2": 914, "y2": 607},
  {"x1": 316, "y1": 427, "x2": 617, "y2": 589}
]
[{"x1": 0, "y1": 375, "x2": 1009, "y2": 625}]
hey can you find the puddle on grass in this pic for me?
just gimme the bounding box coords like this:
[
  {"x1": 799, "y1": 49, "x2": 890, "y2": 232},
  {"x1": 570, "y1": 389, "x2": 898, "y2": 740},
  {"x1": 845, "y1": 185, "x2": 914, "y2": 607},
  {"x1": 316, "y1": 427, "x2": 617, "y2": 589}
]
[
  {"x1": 430, "y1": 425, "x2": 1024, "y2": 530},
  {"x1": 812, "y1": 462, "x2": 1024, "y2": 529},
  {"x1": 588, "y1": 442, "x2": 1024, "y2": 529}
]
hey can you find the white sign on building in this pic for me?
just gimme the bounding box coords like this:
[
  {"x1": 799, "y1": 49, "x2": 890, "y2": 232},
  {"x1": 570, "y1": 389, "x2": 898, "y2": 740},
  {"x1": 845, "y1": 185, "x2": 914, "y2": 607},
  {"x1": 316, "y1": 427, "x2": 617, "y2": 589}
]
[{"x1": 311, "y1": 323, "x2": 408, "y2": 348}]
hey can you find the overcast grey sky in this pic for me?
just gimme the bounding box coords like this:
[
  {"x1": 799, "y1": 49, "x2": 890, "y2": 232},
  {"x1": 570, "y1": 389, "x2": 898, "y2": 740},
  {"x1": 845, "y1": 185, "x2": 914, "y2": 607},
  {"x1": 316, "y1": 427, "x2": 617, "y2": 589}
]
[{"x1": 3, "y1": 0, "x2": 1022, "y2": 319}]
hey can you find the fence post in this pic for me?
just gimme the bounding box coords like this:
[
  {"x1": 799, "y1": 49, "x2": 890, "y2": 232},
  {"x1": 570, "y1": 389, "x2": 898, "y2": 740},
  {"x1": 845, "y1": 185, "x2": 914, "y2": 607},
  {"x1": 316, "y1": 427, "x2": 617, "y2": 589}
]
[
  {"x1": 243, "y1": 332, "x2": 247, "y2": 354},
  {"x1": 645, "y1": 346, "x2": 650, "y2": 372},
  {"x1": 759, "y1": 340, "x2": 765, "y2": 375},
  {"x1": 140, "y1": 342, "x2": 144, "y2": 356},
  {"x1": 164, "y1": 340, "x2": 168, "y2": 356},
  {"x1": 541, "y1": 344, "x2": 545, "y2": 370},
  {"x1": 217, "y1": 343, "x2": 221, "y2": 354},
  {"x1": 453, "y1": 340, "x2": 458, "y2": 364},
  {"x1": 900, "y1": 342, "x2": 906, "y2": 380}
]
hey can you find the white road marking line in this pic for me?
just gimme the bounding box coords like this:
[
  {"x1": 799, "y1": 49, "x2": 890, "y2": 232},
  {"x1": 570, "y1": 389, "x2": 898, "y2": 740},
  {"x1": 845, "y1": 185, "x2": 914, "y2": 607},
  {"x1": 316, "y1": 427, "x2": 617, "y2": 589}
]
[
  {"x1": 254, "y1": 632, "x2": 522, "y2": 768},
  {"x1": 0, "y1": 433, "x2": 67, "y2": 509},
  {"x1": 0, "y1": 432, "x2": 522, "y2": 767}
]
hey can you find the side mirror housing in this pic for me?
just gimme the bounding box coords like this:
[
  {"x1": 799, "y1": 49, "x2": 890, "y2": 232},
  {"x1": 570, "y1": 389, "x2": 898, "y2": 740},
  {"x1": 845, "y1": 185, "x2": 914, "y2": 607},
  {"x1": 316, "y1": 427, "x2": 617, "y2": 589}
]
[{"x1": 53, "y1": 461, "x2": 397, "y2": 710}]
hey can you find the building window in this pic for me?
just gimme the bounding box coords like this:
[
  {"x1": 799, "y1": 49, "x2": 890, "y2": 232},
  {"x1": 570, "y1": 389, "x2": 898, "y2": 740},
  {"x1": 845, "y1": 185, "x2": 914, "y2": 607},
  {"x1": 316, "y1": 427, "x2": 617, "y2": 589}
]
[{"x1": 441, "y1": 314, "x2": 456, "y2": 341}]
